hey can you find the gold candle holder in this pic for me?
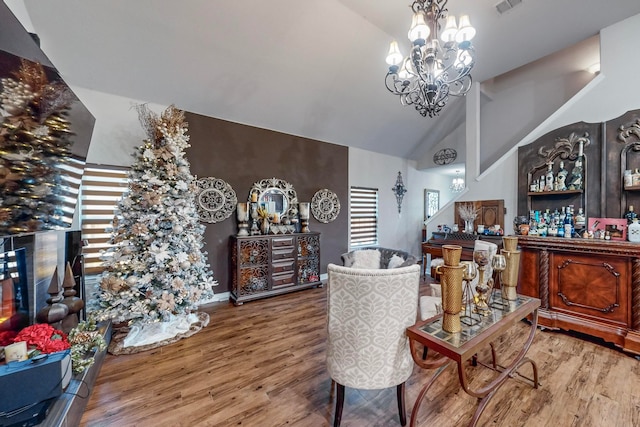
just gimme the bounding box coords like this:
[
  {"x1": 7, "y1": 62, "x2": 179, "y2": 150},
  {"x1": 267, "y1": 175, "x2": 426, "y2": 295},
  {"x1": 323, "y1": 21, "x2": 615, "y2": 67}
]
[{"x1": 472, "y1": 249, "x2": 492, "y2": 316}]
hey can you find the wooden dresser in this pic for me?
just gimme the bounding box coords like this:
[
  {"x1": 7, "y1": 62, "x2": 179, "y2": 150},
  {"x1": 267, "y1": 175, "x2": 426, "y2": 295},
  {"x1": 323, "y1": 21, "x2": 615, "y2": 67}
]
[
  {"x1": 230, "y1": 232, "x2": 321, "y2": 305},
  {"x1": 517, "y1": 236, "x2": 640, "y2": 355}
]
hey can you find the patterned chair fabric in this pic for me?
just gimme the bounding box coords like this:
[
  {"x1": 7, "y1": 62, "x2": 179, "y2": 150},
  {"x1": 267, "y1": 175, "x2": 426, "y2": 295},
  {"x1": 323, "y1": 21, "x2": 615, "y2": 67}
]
[{"x1": 326, "y1": 263, "x2": 420, "y2": 390}]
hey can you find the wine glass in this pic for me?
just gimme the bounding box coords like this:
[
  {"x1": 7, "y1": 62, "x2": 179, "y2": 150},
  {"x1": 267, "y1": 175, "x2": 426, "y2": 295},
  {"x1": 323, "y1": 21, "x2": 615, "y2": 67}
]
[
  {"x1": 461, "y1": 261, "x2": 477, "y2": 281},
  {"x1": 460, "y1": 261, "x2": 478, "y2": 314},
  {"x1": 492, "y1": 254, "x2": 507, "y2": 273}
]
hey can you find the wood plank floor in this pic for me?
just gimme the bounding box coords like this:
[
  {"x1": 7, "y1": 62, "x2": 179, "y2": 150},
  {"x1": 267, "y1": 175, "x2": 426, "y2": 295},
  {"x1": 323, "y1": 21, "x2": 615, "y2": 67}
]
[{"x1": 81, "y1": 282, "x2": 640, "y2": 427}]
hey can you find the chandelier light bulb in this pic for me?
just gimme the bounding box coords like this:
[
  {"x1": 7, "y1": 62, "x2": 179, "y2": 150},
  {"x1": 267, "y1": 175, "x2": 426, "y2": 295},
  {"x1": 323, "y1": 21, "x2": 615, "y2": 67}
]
[
  {"x1": 455, "y1": 15, "x2": 476, "y2": 42},
  {"x1": 386, "y1": 40, "x2": 404, "y2": 66},
  {"x1": 408, "y1": 12, "x2": 430, "y2": 42},
  {"x1": 440, "y1": 16, "x2": 458, "y2": 43}
]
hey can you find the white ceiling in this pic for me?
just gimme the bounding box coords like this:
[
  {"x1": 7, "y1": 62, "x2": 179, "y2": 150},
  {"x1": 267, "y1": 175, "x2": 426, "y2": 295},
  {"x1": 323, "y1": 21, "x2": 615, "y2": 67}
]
[{"x1": 10, "y1": 0, "x2": 640, "y2": 161}]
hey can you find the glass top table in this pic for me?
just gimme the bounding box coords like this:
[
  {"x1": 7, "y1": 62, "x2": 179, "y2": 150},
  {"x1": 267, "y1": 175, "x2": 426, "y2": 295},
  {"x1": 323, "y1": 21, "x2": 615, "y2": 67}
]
[
  {"x1": 406, "y1": 291, "x2": 541, "y2": 427},
  {"x1": 416, "y1": 292, "x2": 535, "y2": 349}
]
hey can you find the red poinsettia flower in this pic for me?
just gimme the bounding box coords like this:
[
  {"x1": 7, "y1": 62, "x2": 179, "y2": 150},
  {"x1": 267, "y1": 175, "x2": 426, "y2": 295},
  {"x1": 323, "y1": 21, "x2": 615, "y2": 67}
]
[
  {"x1": 0, "y1": 330, "x2": 18, "y2": 346},
  {"x1": 13, "y1": 323, "x2": 70, "y2": 354}
]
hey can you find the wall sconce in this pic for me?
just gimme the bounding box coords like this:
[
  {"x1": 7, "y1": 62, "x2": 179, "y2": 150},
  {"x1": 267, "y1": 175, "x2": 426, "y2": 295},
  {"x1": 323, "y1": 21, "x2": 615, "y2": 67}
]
[{"x1": 392, "y1": 171, "x2": 407, "y2": 214}]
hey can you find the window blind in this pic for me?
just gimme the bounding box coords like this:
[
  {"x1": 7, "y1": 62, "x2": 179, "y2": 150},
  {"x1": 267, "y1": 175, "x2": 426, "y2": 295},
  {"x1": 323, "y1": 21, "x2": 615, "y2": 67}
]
[
  {"x1": 80, "y1": 164, "x2": 129, "y2": 275},
  {"x1": 349, "y1": 186, "x2": 378, "y2": 247}
]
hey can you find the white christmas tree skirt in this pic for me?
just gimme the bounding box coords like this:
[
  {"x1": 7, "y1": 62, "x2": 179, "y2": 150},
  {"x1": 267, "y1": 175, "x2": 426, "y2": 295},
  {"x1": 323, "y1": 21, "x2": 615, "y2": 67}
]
[{"x1": 108, "y1": 312, "x2": 210, "y2": 355}]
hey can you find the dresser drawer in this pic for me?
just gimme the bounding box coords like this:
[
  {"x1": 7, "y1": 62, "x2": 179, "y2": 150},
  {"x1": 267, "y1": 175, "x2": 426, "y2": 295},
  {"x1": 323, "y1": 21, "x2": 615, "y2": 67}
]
[
  {"x1": 272, "y1": 236, "x2": 295, "y2": 247},
  {"x1": 272, "y1": 271, "x2": 295, "y2": 288},
  {"x1": 272, "y1": 260, "x2": 295, "y2": 274},
  {"x1": 272, "y1": 247, "x2": 296, "y2": 260}
]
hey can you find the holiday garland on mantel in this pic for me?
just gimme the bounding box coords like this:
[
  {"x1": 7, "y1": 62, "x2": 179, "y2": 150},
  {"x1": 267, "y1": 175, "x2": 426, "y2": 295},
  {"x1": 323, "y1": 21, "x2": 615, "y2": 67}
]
[{"x1": 92, "y1": 105, "x2": 217, "y2": 326}]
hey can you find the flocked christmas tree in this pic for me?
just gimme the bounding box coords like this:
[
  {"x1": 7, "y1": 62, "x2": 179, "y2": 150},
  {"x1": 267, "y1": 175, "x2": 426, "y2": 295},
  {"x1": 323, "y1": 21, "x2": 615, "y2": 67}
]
[
  {"x1": 93, "y1": 105, "x2": 217, "y2": 326},
  {"x1": 0, "y1": 59, "x2": 76, "y2": 234}
]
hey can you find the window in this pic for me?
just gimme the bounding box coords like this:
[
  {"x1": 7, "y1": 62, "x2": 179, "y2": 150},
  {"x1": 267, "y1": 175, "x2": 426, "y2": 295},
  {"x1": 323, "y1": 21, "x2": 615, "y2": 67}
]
[
  {"x1": 80, "y1": 164, "x2": 129, "y2": 275},
  {"x1": 350, "y1": 186, "x2": 378, "y2": 247}
]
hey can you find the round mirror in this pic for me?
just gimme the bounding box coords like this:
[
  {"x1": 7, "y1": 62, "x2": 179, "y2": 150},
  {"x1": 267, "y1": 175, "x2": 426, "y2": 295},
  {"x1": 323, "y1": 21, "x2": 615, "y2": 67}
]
[
  {"x1": 259, "y1": 188, "x2": 288, "y2": 216},
  {"x1": 249, "y1": 178, "x2": 298, "y2": 221}
]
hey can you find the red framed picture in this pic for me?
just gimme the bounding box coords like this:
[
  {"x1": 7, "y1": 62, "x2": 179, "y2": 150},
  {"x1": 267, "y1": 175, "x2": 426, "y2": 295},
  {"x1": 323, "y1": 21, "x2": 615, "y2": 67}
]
[{"x1": 587, "y1": 217, "x2": 627, "y2": 241}]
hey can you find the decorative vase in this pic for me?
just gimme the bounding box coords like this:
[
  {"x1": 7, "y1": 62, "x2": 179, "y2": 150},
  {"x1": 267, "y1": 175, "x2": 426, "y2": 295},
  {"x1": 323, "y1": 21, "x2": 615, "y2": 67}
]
[
  {"x1": 439, "y1": 264, "x2": 464, "y2": 333},
  {"x1": 261, "y1": 219, "x2": 270, "y2": 235},
  {"x1": 441, "y1": 244, "x2": 462, "y2": 266},
  {"x1": 503, "y1": 236, "x2": 518, "y2": 252},
  {"x1": 440, "y1": 245, "x2": 464, "y2": 333},
  {"x1": 500, "y1": 243, "x2": 521, "y2": 301},
  {"x1": 464, "y1": 219, "x2": 474, "y2": 234}
]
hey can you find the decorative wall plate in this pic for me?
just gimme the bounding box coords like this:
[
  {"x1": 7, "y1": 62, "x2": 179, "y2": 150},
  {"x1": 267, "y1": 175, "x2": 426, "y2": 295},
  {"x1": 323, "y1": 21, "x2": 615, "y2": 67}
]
[
  {"x1": 433, "y1": 148, "x2": 457, "y2": 165},
  {"x1": 311, "y1": 189, "x2": 340, "y2": 223},
  {"x1": 195, "y1": 177, "x2": 237, "y2": 223}
]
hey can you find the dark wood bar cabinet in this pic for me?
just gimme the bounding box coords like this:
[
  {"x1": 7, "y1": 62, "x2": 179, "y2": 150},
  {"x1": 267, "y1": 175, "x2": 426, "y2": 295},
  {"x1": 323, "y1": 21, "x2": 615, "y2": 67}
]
[{"x1": 517, "y1": 236, "x2": 640, "y2": 355}]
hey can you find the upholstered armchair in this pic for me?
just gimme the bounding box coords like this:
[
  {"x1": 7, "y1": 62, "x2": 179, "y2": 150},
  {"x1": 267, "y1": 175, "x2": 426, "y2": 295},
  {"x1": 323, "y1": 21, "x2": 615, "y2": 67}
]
[{"x1": 326, "y1": 263, "x2": 421, "y2": 426}]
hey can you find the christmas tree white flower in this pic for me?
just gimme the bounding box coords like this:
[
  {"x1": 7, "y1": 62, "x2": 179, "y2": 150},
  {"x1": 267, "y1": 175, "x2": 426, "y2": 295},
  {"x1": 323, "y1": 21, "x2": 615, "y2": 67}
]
[{"x1": 92, "y1": 105, "x2": 217, "y2": 325}]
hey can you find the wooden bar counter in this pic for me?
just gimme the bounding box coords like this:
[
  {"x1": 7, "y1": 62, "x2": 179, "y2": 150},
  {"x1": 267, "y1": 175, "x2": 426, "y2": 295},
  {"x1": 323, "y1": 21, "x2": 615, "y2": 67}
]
[{"x1": 516, "y1": 235, "x2": 640, "y2": 355}]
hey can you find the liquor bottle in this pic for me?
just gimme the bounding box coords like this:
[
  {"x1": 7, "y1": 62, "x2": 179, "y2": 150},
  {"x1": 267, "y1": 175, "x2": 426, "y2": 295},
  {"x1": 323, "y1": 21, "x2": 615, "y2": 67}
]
[
  {"x1": 624, "y1": 205, "x2": 638, "y2": 224},
  {"x1": 564, "y1": 206, "x2": 573, "y2": 238},
  {"x1": 575, "y1": 208, "x2": 586, "y2": 229},
  {"x1": 545, "y1": 162, "x2": 554, "y2": 191},
  {"x1": 529, "y1": 211, "x2": 539, "y2": 236},
  {"x1": 628, "y1": 219, "x2": 640, "y2": 242},
  {"x1": 537, "y1": 217, "x2": 548, "y2": 237},
  {"x1": 557, "y1": 161, "x2": 568, "y2": 191}
]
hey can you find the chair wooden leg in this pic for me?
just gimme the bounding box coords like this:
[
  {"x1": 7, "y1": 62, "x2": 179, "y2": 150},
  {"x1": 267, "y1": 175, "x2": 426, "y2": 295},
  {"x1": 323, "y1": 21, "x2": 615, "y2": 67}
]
[
  {"x1": 334, "y1": 382, "x2": 345, "y2": 427},
  {"x1": 397, "y1": 382, "x2": 407, "y2": 426}
]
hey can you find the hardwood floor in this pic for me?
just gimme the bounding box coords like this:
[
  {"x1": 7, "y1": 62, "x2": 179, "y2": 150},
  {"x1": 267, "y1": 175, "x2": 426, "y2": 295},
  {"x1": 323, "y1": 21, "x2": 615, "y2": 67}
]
[{"x1": 81, "y1": 283, "x2": 640, "y2": 427}]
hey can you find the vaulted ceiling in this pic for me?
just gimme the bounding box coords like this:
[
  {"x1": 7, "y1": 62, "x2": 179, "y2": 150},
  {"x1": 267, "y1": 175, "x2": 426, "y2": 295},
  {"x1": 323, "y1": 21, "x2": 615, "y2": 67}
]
[{"x1": 10, "y1": 0, "x2": 640, "y2": 161}]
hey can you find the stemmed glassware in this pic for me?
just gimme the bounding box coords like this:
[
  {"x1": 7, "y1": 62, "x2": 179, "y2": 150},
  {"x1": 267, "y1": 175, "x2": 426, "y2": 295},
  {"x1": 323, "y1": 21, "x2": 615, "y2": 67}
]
[{"x1": 460, "y1": 260, "x2": 478, "y2": 325}]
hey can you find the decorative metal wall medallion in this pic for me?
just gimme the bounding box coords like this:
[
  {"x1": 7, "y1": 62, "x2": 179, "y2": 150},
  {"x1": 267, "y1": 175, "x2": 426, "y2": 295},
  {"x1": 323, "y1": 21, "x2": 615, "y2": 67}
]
[
  {"x1": 311, "y1": 189, "x2": 340, "y2": 223},
  {"x1": 392, "y1": 172, "x2": 407, "y2": 214},
  {"x1": 195, "y1": 177, "x2": 237, "y2": 223},
  {"x1": 433, "y1": 148, "x2": 457, "y2": 165}
]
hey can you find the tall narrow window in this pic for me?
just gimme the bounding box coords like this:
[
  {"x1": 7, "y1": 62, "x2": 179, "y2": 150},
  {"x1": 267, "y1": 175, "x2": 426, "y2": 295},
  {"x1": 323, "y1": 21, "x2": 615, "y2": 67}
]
[
  {"x1": 350, "y1": 186, "x2": 378, "y2": 247},
  {"x1": 80, "y1": 164, "x2": 129, "y2": 275}
]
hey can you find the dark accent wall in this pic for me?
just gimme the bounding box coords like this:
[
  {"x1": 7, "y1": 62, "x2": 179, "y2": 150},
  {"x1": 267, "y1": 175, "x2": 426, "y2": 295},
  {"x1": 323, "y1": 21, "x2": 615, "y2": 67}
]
[{"x1": 185, "y1": 112, "x2": 349, "y2": 294}]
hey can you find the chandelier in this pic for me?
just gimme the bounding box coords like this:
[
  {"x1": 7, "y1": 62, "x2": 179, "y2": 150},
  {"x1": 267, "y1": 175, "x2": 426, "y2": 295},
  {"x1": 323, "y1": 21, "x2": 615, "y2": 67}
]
[
  {"x1": 385, "y1": 0, "x2": 476, "y2": 118},
  {"x1": 450, "y1": 170, "x2": 465, "y2": 192}
]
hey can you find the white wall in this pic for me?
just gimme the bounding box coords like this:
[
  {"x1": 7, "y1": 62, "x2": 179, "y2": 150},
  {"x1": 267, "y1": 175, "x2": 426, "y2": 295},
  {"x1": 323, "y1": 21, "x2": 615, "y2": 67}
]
[
  {"x1": 71, "y1": 87, "x2": 168, "y2": 166},
  {"x1": 348, "y1": 148, "x2": 412, "y2": 252},
  {"x1": 349, "y1": 148, "x2": 462, "y2": 257}
]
